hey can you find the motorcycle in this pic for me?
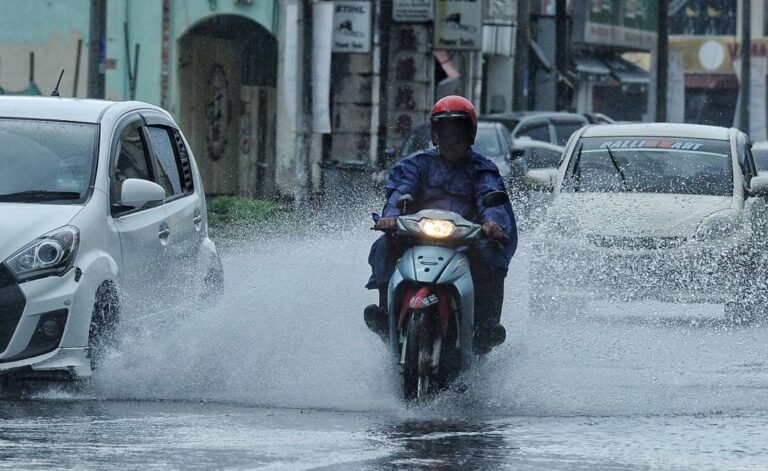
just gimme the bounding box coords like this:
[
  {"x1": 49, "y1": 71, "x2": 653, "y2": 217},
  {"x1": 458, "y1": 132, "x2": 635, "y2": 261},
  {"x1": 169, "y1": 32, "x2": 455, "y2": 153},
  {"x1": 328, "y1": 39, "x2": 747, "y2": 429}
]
[{"x1": 373, "y1": 191, "x2": 509, "y2": 402}]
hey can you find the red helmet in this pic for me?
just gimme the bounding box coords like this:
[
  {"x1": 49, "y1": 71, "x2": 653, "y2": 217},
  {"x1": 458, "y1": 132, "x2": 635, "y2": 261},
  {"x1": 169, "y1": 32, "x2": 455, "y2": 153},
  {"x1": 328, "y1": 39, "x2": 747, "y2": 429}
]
[{"x1": 430, "y1": 95, "x2": 478, "y2": 144}]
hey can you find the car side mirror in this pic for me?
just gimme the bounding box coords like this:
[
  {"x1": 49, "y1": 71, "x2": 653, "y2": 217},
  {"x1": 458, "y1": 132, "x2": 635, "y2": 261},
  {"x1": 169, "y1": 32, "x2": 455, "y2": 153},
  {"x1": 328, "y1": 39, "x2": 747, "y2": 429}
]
[
  {"x1": 481, "y1": 190, "x2": 509, "y2": 208},
  {"x1": 750, "y1": 174, "x2": 768, "y2": 197},
  {"x1": 119, "y1": 178, "x2": 166, "y2": 209}
]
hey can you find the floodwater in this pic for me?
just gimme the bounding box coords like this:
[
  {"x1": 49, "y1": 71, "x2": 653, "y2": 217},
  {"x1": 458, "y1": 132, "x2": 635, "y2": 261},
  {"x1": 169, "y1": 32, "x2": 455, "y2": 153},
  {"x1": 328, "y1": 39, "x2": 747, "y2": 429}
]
[{"x1": 2, "y1": 213, "x2": 768, "y2": 470}]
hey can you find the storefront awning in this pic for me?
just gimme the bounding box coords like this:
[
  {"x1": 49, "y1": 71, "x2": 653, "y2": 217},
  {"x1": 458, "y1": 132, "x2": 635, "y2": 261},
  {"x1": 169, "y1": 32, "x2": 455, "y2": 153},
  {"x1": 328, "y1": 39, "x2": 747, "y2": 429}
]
[
  {"x1": 603, "y1": 57, "x2": 649, "y2": 91},
  {"x1": 572, "y1": 55, "x2": 610, "y2": 81},
  {"x1": 529, "y1": 39, "x2": 552, "y2": 72}
]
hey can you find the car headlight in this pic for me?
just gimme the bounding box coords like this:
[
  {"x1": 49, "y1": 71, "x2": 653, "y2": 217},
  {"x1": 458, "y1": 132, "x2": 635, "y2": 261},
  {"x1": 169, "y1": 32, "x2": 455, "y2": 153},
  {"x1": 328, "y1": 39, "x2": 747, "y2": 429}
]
[
  {"x1": 419, "y1": 219, "x2": 456, "y2": 238},
  {"x1": 695, "y1": 212, "x2": 739, "y2": 240},
  {"x1": 3, "y1": 226, "x2": 80, "y2": 282}
]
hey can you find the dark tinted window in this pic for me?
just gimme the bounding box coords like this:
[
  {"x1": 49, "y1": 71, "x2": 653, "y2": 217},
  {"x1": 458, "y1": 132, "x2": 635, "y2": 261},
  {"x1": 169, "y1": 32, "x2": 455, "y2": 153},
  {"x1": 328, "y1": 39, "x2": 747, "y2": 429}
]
[
  {"x1": 518, "y1": 123, "x2": 550, "y2": 142},
  {"x1": 566, "y1": 137, "x2": 733, "y2": 196},
  {"x1": 115, "y1": 123, "x2": 150, "y2": 182},
  {"x1": 554, "y1": 122, "x2": 584, "y2": 145},
  {"x1": 146, "y1": 126, "x2": 183, "y2": 196}
]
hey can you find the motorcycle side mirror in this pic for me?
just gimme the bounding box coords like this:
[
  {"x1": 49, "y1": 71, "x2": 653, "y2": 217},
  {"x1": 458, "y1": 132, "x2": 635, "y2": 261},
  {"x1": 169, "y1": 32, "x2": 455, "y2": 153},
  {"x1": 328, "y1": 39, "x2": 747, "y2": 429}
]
[
  {"x1": 396, "y1": 194, "x2": 414, "y2": 209},
  {"x1": 482, "y1": 190, "x2": 509, "y2": 208}
]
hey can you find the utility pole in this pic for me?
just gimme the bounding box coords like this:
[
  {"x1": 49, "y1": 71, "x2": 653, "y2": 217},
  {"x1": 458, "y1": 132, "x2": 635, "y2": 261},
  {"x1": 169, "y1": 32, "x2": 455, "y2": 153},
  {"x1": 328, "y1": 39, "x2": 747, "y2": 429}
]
[
  {"x1": 376, "y1": 0, "x2": 393, "y2": 161},
  {"x1": 655, "y1": 0, "x2": 668, "y2": 122},
  {"x1": 294, "y1": 0, "x2": 313, "y2": 211},
  {"x1": 739, "y1": 0, "x2": 751, "y2": 134},
  {"x1": 555, "y1": 0, "x2": 569, "y2": 111},
  {"x1": 512, "y1": 0, "x2": 530, "y2": 111},
  {"x1": 87, "y1": 0, "x2": 106, "y2": 98}
]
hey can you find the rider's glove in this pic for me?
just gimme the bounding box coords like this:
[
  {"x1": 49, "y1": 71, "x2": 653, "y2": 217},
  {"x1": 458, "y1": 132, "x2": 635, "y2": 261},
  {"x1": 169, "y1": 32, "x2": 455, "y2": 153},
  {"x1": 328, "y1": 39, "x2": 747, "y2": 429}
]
[{"x1": 482, "y1": 221, "x2": 504, "y2": 239}]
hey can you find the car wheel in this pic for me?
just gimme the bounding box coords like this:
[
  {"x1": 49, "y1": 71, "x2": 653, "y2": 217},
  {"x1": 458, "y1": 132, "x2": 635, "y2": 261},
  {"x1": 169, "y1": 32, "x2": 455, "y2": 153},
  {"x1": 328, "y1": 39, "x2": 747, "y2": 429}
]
[
  {"x1": 88, "y1": 282, "x2": 120, "y2": 370},
  {"x1": 200, "y1": 258, "x2": 224, "y2": 304}
]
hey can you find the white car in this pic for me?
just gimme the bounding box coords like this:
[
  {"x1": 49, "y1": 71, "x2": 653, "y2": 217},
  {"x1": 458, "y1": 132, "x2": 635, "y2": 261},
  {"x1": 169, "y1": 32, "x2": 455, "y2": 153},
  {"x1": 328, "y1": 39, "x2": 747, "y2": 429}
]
[
  {"x1": 530, "y1": 123, "x2": 768, "y2": 322},
  {"x1": 0, "y1": 96, "x2": 222, "y2": 379}
]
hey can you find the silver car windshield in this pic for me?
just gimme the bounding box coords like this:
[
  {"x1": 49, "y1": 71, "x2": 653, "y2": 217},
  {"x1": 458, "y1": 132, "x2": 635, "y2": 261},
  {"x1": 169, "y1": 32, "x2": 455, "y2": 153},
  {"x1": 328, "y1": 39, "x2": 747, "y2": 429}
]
[
  {"x1": 0, "y1": 119, "x2": 98, "y2": 203},
  {"x1": 565, "y1": 137, "x2": 733, "y2": 196}
]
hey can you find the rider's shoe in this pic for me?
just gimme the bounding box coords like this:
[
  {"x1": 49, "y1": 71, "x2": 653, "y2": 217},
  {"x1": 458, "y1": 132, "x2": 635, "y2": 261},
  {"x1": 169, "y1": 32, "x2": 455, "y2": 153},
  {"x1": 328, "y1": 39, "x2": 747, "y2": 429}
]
[
  {"x1": 474, "y1": 323, "x2": 506, "y2": 355},
  {"x1": 364, "y1": 304, "x2": 388, "y2": 342}
]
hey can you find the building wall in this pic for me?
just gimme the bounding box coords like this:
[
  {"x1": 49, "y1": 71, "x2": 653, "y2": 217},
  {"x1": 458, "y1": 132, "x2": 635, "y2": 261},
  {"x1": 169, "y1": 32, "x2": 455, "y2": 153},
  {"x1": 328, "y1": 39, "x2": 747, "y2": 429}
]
[{"x1": 0, "y1": 0, "x2": 90, "y2": 97}]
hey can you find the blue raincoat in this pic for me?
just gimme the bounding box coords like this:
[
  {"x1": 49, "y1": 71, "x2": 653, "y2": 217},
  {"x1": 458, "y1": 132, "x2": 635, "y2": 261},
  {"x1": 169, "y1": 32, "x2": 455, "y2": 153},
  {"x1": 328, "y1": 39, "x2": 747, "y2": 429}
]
[{"x1": 367, "y1": 148, "x2": 518, "y2": 289}]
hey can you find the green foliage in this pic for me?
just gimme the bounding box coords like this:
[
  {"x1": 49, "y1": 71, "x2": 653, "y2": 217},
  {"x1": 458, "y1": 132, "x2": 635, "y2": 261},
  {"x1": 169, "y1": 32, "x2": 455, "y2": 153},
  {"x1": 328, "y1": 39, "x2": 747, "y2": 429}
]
[{"x1": 207, "y1": 196, "x2": 289, "y2": 235}]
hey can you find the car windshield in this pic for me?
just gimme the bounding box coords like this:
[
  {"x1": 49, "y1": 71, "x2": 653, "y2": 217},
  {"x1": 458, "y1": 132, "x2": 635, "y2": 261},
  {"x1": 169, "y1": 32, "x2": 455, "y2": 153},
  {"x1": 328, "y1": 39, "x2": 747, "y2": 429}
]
[
  {"x1": 565, "y1": 137, "x2": 733, "y2": 196},
  {"x1": 553, "y1": 122, "x2": 584, "y2": 145},
  {"x1": 0, "y1": 119, "x2": 97, "y2": 203},
  {"x1": 473, "y1": 126, "x2": 502, "y2": 155}
]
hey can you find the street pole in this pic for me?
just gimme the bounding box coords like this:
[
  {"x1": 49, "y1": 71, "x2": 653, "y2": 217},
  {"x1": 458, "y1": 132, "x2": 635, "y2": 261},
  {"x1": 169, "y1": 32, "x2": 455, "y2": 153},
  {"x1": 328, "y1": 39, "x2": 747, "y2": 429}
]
[
  {"x1": 376, "y1": 0, "x2": 392, "y2": 160},
  {"x1": 87, "y1": 0, "x2": 106, "y2": 98},
  {"x1": 555, "y1": 0, "x2": 568, "y2": 111},
  {"x1": 294, "y1": 0, "x2": 313, "y2": 211},
  {"x1": 513, "y1": 0, "x2": 530, "y2": 111},
  {"x1": 739, "y1": 0, "x2": 751, "y2": 134},
  {"x1": 656, "y1": 0, "x2": 668, "y2": 122}
]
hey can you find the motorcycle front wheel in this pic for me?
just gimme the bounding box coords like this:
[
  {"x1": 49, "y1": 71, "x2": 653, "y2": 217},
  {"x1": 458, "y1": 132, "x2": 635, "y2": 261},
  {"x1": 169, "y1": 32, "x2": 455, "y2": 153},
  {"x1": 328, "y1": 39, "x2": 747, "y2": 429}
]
[{"x1": 402, "y1": 310, "x2": 435, "y2": 402}]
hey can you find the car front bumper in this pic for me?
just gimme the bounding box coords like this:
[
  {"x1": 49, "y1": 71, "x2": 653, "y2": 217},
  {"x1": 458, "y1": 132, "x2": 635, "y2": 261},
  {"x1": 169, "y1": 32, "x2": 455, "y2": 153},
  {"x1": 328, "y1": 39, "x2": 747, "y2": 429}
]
[
  {"x1": 531, "y1": 235, "x2": 755, "y2": 304},
  {"x1": 0, "y1": 265, "x2": 92, "y2": 377}
]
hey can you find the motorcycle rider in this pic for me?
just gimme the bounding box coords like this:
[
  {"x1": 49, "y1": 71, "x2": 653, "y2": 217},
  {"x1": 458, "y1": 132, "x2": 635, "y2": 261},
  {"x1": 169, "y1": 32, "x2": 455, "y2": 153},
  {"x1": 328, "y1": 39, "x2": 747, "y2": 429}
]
[{"x1": 364, "y1": 95, "x2": 518, "y2": 354}]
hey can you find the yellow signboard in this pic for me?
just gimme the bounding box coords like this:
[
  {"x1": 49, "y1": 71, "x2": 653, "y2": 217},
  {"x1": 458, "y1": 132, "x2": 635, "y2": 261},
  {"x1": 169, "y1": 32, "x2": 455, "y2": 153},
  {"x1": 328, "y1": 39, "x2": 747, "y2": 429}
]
[{"x1": 670, "y1": 37, "x2": 768, "y2": 74}]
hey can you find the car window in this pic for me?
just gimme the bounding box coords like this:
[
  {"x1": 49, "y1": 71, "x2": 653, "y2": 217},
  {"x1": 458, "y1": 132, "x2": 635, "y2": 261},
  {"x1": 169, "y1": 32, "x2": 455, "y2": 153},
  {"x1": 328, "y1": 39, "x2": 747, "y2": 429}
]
[
  {"x1": 553, "y1": 122, "x2": 584, "y2": 146},
  {"x1": 473, "y1": 126, "x2": 502, "y2": 155},
  {"x1": 112, "y1": 122, "x2": 152, "y2": 203},
  {"x1": 566, "y1": 137, "x2": 733, "y2": 196},
  {"x1": 401, "y1": 125, "x2": 432, "y2": 156},
  {"x1": 517, "y1": 123, "x2": 550, "y2": 143},
  {"x1": 146, "y1": 126, "x2": 183, "y2": 197},
  {"x1": 753, "y1": 147, "x2": 768, "y2": 171},
  {"x1": 526, "y1": 146, "x2": 563, "y2": 169}
]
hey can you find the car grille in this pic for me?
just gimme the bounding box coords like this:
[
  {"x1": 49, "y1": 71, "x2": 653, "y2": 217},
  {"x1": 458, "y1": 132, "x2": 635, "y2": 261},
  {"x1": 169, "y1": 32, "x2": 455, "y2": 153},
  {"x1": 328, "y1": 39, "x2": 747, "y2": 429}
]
[
  {"x1": 587, "y1": 235, "x2": 687, "y2": 250},
  {"x1": 0, "y1": 264, "x2": 26, "y2": 355}
]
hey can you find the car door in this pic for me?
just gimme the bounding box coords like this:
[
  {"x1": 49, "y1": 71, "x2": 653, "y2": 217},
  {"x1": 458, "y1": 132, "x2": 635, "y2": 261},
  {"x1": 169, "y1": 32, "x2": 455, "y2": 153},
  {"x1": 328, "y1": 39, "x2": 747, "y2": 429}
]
[
  {"x1": 109, "y1": 116, "x2": 174, "y2": 314},
  {"x1": 142, "y1": 112, "x2": 204, "y2": 301}
]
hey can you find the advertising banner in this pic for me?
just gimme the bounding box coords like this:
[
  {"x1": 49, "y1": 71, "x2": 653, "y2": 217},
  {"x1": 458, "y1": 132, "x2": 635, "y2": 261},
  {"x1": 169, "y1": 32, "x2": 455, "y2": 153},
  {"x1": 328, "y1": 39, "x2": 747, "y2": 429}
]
[
  {"x1": 578, "y1": 0, "x2": 657, "y2": 50},
  {"x1": 434, "y1": 0, "x2": 483, "y2": 50},
  {"x1": 332, "y1": 1, "x2": 372, "y2": 53},
  {"x1": 393, "y1": 0, "x2": 433, "y2": 22}
]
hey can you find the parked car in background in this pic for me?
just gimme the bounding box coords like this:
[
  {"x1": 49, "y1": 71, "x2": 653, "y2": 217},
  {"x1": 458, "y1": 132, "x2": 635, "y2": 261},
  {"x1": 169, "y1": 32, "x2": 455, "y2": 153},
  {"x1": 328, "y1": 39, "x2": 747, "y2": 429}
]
[
  {"x1": 480, "y1": 111, "x2": 608, "y2": 146},
  {"x1": 0, "y1": 96, "x2": 223, "y2": 379},
  {"x1": 389, "y1": 121, "x2": 527, "y2": 192},
  {"x1": 530, "y1": 123, "x2": 768, "y2": 323},
  {"x1": 509, "y1": 138, "x2": 565, "y2": 226}
]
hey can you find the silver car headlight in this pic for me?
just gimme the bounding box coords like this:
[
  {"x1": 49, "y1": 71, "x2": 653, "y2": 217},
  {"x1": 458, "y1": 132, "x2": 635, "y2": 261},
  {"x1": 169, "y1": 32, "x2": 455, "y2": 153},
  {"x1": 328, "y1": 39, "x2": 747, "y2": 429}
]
[
  {"x1": 3, "y1": 226, "x2": 80, "y2": 282},
  {"x1": 695, "y1": 212, "x2": 739, "y2": 241}
]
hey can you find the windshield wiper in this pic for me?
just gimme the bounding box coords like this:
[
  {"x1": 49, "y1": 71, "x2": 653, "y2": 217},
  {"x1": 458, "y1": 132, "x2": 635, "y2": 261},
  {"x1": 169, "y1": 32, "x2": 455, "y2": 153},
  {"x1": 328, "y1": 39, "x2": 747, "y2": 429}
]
[
  {"x1": 605, "y1": 146, "x2": 629, "y2": 190},
  {"x1": 0, "y1": 190, "x2": 82, "y2": 202}
]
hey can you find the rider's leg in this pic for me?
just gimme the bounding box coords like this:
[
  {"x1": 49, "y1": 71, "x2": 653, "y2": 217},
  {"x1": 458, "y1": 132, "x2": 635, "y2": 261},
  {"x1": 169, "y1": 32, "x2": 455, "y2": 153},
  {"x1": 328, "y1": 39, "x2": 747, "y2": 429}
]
[
  {"x1": 364, "y1": 235, "x2": 405, "y2": 341},
  {"x1": 469, "y1": 251, "x2": 506, "y2": 352}
]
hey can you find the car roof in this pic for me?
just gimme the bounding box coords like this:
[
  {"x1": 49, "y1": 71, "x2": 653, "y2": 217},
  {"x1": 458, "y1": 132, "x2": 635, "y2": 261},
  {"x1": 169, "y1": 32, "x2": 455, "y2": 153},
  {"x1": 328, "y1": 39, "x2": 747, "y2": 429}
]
[
  {"x1": 580, "y1": 123, "x2": 732, "y2": 140},
  {"x1": 0, "y1": 96, "x2": 166, "y2": 124},
  {"x1": 751, "y1": 140, "x2": 768, "y2": 150},
  {"x1": 480, "y1": 111, "x2": 588, "y2": 122}
]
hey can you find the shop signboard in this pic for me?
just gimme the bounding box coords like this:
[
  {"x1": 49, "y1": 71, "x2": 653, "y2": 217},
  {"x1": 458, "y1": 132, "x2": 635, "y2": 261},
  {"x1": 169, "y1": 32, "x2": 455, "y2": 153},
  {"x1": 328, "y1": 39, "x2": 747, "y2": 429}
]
[
  {"x1": 332, "y1": 1, "x2": 372, "y2": 53},
  {"x1": 393, "y1": 0, "x2": 433, "y2": 22},
  {"x1": 434, "y1": 0, "x2": 483, "y2": 50},
  {"x1": 575, "y1": 0, "x2": 657, "y2": 50}
]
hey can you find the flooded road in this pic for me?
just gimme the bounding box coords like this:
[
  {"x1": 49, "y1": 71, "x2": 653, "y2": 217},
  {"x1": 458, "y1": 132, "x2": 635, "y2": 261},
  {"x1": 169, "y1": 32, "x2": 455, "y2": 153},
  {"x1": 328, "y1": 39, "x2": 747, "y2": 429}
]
[{"x1": 2, "y1": 215, "x2": 768, "y2": 469}]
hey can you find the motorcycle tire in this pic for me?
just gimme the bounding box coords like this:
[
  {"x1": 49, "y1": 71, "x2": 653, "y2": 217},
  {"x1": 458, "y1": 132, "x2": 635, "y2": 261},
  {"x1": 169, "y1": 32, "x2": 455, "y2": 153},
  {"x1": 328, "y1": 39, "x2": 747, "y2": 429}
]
[{"x1": 402, "y1": 310, "x2": 435, "y2": 402}]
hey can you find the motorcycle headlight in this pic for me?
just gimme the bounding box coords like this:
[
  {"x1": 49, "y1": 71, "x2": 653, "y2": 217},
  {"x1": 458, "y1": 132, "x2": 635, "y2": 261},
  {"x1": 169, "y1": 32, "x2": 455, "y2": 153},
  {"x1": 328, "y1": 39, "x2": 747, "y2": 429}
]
[
  {"x1": 3, "y1": 226, "x2": 80, "y2": 282},
  {"x1": 695, "y1": 213, "x2": 739, "y2": 241},
  {"x1": 419, "y1": 219, "x2": 456, "y2": 238}
]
